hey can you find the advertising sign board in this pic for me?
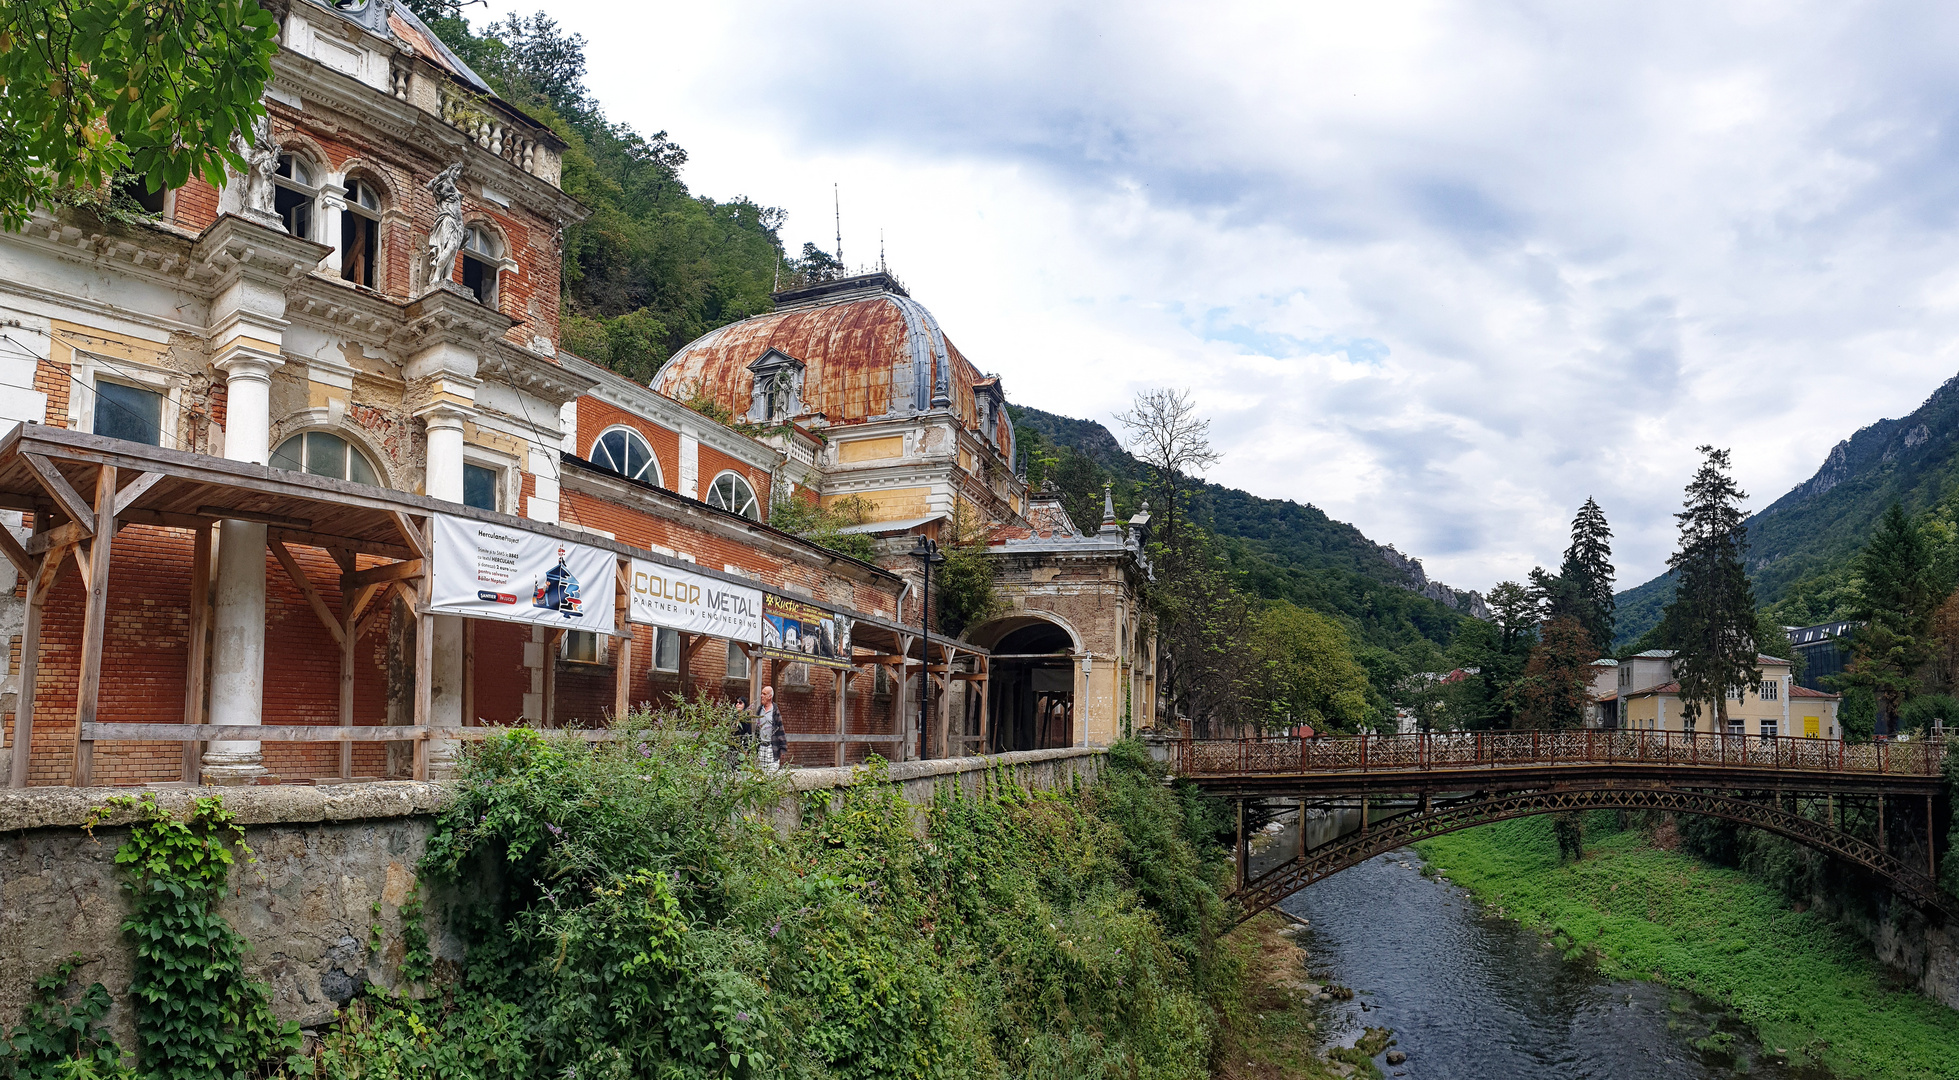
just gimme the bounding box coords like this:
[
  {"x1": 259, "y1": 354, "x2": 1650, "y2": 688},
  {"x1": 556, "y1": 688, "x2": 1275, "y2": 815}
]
[
  {"x1": 758, "y1": 594, "x2": 853, "y2": 670},
  {"x1": 626, "y1": 558, "x2": 763, "y2": 642},
  {"x1": 430, "y1": 514, "x2": 617, "y2": 635}
]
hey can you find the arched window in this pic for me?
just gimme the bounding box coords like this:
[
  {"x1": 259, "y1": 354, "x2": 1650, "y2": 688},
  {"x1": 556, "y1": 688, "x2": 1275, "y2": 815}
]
[
  {"x1": 340, "y1": 176, "x2": 383, "y2": 288},
  {"x1": 273, "y1": 152, "x2": 321, "y2": 239},
  {"x1": 270, "y1": 431, "x2": 381, "y2": 486},
  {"x1": 590, "y1": 426, "x2": 657, "y2": 484},
  {"x1": 460, "y1": 224, "x2": 501, "y2": 306},
  {"x1": 706, "y1": 471, "x2": 760, "y2": 520}
]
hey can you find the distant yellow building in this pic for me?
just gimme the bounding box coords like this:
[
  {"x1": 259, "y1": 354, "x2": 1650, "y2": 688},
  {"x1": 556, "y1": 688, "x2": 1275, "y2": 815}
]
[{"x1": 1599, "y1": 650, "x2": 1840, "y2": 739}]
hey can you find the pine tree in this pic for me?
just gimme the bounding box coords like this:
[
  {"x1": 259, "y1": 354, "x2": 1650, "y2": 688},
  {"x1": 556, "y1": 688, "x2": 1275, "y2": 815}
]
[
  {"x1": 1839, "y1": 502, "x2": 1944, "y2": 725},
  {"x1": 1559, "y1": 497, "x2": 1616, "y2": 651},
  {"x1": 1658, "y1": 446, "x2": 1760, "y2": 729}
]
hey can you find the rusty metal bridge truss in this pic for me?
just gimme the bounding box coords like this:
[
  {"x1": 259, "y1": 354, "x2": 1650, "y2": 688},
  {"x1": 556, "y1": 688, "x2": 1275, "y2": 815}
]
[{"x1": 1166, "y1": 734, "x2": 1951, "y2": 926}]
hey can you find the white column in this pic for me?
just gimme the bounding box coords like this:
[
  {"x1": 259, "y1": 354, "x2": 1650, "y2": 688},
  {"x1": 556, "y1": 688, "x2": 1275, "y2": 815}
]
[
  {"x1": 420, "y1": 404, "x2": 468, "y2": 773},
  {"x1": 202, "y1": 352, "x2": 281, "y2": 783}
]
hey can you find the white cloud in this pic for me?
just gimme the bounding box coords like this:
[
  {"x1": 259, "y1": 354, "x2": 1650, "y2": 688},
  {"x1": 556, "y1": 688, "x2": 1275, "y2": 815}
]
[{"x1": 478, "y1": 0, "x2": 1959, "y2": 593}]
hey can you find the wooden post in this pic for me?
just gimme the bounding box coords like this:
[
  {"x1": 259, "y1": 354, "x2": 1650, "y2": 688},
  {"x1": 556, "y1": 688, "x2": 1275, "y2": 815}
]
[
  {"x1": 745, "y1": 642, "x2": 761, "y2": 710},
  {"x1": 182, "y1": 524, "x2": 212, "y2": 783},
  {"x1": 936, "y1": 646, "x2": 954, "y2": 759},
  {"x1": 834, "y1": 666, "x2": 849, "y2": 767},
  {"x1": 975, "y1": 655, "x2": 990, "y2": 755},
  {"x1": 412, "y1": 523, "x2": 433, "y2": 781},
  {"x1": 613, "y1": 566, "x2": 631, "y2": 721},
  {"x1": 542, "y1": 628, "x2": 562, "y2": 728},
  {"x1": 463, "y1": 617, "x2": 476, "y2": 726},
  {"x1": 338, "y1": 564, "x2": 358, "y2": 780},
  {"x1": 896, "y1": 634, "x2": 914, "y2": 760},
  {"x1": 70, "y1": 466, "x2": 116, "y2": 786},
  {"x1": 8, "y1": 518, "x2": 55, "y2": 789}
]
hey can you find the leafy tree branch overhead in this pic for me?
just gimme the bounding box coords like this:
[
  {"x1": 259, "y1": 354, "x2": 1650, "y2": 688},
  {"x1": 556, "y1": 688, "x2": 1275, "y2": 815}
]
[{"x1": 0, "y1": 0, "x2": 279, "y2": 228}]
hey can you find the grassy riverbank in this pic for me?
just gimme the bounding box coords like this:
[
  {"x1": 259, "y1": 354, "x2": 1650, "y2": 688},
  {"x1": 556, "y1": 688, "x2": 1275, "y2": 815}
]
[{"x1": 1416, "y1": 815, "x2": 1959, "y2": 1080}]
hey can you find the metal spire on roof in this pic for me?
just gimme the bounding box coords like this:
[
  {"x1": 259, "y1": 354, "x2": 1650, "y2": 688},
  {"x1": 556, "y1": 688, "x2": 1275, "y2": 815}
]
[{"x1": 833, "y1": 183, "x2": 843, "y2": 270}]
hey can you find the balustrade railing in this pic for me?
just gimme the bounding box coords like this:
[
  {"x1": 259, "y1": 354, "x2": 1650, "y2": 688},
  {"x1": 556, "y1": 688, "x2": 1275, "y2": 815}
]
[{"x1": 1175, "y1": 730, "x2": 1946, "y2": 777}]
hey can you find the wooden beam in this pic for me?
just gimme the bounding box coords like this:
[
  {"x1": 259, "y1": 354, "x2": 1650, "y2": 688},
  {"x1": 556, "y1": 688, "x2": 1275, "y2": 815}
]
[
  {"x1": 111, "y1": 471, "x2": 167, "y2": 517},
  {"x1": 8, "y1": 520, "x2": 52, "y2": 787},
  {"x1": 0, "y1": 523, "x2": 29, "y2": 579},
  {"x1": 834, "y1": 663, "x2": 849, "y2": 767},
  {"x1": 83, "y1": 723, "x2": 429, "y2": 742},
  {"x1": 270, "y1": 540, "x2": 345, "y2": 645},
  {"x1": 21, "y1": 454, "x2": 94, "y2": 529},
  {"x1": 613, "y1": 575, "x2": 631, "y2": 721},
  {"x1": 114, "y1": 507, "x2": 417, "y2": 561},
  {"x1": 784, "y1": 732, "x2": 907, "y2": 743},
  {"x1": 412, "y1": 551, "x2": 433, "y2": 781},
  {"x1": 68, "y1": 541, "x2": 90, "y2": 592},
  {"x1": 391, "y1": 511, "x2": 428, "y2": 560},
  {"x1": 339, "y1": 576, "x2": 359, "y2": 780},
  {"x1": 193, "y1": 505, "x2": 311, "y2": 529},
  {"x1": 70, "y1": 466, "x2": 116, "y2": 785},
  {"x1": 463, "y1": 616, "x2": 476, "y2": 728},
  {"x1": 354, "y1": 592, "x2": 393, "y2": 643},
  {"x1": 343, "y1": 579, "x2": 388, "y2": 628},
  {"x1": 181, "y1": 525, "x2": 212, "y2": 783},
  {"x1": 24, "y1": 520, "x2": 88, "y2": 556},
  {"x1": 345, "y1": 558, "x2": 423, "y2": 589}
]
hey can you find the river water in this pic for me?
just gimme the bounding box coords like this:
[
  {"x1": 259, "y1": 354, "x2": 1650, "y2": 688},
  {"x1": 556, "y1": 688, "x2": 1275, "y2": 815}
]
[{"x1": 1255, "y1": 817, "x2": 1831, "y2": 1079}]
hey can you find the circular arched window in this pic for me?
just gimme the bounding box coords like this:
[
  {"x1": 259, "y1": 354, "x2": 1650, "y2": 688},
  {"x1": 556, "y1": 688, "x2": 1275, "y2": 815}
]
[
  {"x1": 271, "y1": 431, "x2": 381, "y2": 486},
  {"x1": 591, "y1": 426, "x2": 658, "y2": 484},
  {"x1": 706, "y1": 471, "x2": 759, "y2": 520}
]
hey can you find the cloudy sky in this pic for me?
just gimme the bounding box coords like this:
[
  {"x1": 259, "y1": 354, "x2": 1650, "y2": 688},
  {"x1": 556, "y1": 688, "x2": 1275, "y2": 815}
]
[{"x1": 479, "y1": 0, "x2": 1959, "y2": 593}]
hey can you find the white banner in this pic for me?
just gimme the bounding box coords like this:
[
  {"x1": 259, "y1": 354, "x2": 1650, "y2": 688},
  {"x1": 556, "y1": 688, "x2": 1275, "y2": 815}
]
[
  {"x1": 430, "y1": 514, "x2": 617, "y2": 635},
  {"x1": 626, "y1": 558, "x2": 763, "y2": 643}
]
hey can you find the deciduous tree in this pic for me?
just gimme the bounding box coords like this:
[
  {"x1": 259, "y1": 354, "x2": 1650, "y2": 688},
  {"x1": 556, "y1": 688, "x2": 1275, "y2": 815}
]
[
  {"x1": 1509, "y1": 616, "x2": 1598, "y2": 730},
  {"x1": 1251, "y1": 603, "x2": 1374, "y2": 733},
  {"x1": 0, "y1": 0, "x2": 280, "y2": 227}
]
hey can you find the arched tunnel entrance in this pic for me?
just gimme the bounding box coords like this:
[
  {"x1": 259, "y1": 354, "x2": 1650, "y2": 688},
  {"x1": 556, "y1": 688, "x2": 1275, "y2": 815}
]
[{"x1": 967, "y1": 616, "x2": 1078, "y2": 752}]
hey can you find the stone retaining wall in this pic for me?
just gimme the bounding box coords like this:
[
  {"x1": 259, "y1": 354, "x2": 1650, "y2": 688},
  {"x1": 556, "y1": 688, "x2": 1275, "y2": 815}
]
[{"x1": 0, "y1": 746, "x2": 1105, "y2": 1040}]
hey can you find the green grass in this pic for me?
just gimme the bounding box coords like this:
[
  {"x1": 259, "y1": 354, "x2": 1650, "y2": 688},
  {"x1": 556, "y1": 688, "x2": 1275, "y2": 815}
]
[{"x1": 1416, "y1": 816, "x2": 1959, "y2": 1080}]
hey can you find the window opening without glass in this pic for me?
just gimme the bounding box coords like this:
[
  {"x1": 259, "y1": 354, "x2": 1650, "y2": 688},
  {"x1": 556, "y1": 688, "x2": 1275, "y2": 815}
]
[
  {"x1": 273, "y1": 153, "x2": 317, "y2": 239},
  {"x1": 725, "y1": 642, "x2": 748, "y2": 680},
  {"x1": 563, "y1": 630, "x2": 603, "y2": 664},
  {"x1": 654, "y1": 627, "x2": 681, "y2": 671},
  {"x1": 460, "y1": 225, "x2": 499, "y2": 306},
  {"x1": 591, "y1": 427, "x2": 656, "y2": 483},
  {"x1": 270, "y1": 431, "x2": 380, "y2": 486},
  {"x1": 93, "y1": 380, "x2": 162, "y2": 446},
  {"x1": 463, "y1": 463, "x2": 498, "y2": 511},
  {"x1": 706, "y1": 472, "x2": 759, "y2": 520},
  {"x1": 117, "y1": 174, "x2": 167, "y2": 215},
  {"x1": 341, "y1": 177, "x2": 382, "y2": 288}
]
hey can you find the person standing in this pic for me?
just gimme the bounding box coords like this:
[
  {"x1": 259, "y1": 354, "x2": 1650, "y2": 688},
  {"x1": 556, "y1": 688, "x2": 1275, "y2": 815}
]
[{"x1": 754, "y1": 685, "x2": 788, "y2": 771}]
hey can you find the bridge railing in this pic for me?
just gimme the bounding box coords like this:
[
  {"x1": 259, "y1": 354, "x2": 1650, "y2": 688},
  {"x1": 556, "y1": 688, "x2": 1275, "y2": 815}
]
[{"x1": 1176, "y1": 730, "x2": 1947, "y2": 777}]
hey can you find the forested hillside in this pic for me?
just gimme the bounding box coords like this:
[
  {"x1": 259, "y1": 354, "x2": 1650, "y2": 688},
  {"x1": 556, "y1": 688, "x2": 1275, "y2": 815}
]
[
  {"x1": 1615, "y1": 370, "x2": 1959, "y2": 644},
  {"x1": 1011, "y1": 404, "x2": 1478, "y2": 658}
]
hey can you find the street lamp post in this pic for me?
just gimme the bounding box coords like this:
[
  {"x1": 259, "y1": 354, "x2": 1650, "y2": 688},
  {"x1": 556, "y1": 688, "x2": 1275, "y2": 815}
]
[{"x1": 911, "y1": 535, "x2": 944, "y2": 760}]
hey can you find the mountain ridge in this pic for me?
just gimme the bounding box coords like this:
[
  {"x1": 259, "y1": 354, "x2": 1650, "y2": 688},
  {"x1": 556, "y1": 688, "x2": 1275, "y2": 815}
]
[
  {"x1": 1010, "y1": 404, "x2": 1487, "y2": 654},
  {"x1": 1614, "y1": 370, "x2": 1959, "y2": 645}
]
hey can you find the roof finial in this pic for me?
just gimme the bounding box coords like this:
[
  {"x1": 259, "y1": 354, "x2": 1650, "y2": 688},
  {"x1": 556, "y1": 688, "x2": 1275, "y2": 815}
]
[
  {"x1": 1102, "y1": 482, "x2": 1117, "y2": 524},
  {"x1": 833, "y1": 183, "x2": 843, "y2": 271},
  {"x1": 879, "y1": 228, "x2": 886, "y2": 273}
]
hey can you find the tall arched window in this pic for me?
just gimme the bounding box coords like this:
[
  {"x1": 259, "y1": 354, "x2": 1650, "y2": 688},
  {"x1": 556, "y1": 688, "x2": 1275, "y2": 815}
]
[
  {"x1": 340, "y1": 176, "x2": 383, "y2": 288},
  {"x1": 274, "y1": 152, "x2": 321, "y2": 239},
  {"x1": 590, "y1": 426, "x2": 657, "y2": 484},
  {"x1": 706, "y1": 471, "x2": 759, "y2": 520},
  {"x1": 271, "y1": 431, "x2": 381, "y2": 486},
  {"x1": 460, "y1": 224, "x2": 501, "y2": 306}
]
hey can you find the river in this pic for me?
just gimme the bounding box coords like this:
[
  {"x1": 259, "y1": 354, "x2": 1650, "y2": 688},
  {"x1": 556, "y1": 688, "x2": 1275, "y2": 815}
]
[{"x1": 1254, "y1": 815, "x2": 1832, "y2": 1079}]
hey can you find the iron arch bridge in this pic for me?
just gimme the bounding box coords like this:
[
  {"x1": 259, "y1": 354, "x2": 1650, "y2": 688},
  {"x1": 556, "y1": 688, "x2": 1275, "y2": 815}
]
[{"x1": 1165, "y1": 732, "x2": 1951, "y2": 926}]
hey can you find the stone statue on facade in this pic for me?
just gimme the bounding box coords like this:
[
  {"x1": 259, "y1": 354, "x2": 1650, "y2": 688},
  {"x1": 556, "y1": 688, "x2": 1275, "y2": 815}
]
[
  {"x1": 230, "y1": 114, "x2": 281, "y2": 229},
  {"x1": 423, "y1": 162, "x2": 466, "y2": 295}
]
